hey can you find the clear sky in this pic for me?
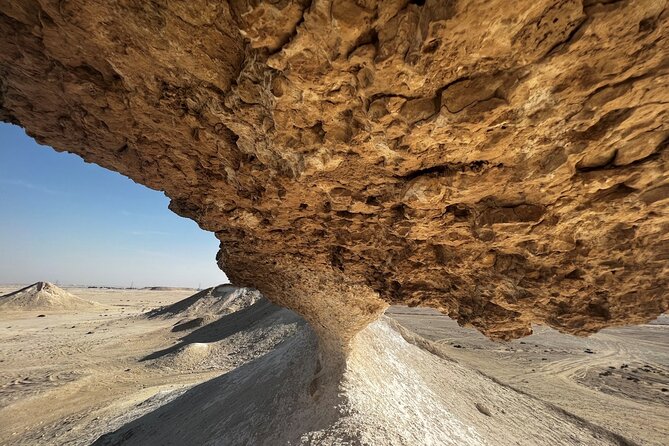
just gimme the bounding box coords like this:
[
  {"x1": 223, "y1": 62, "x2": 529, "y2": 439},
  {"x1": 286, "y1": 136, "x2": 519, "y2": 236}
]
[{"x1": 0, "y1": 123, "x2": 229, "y2": 288}]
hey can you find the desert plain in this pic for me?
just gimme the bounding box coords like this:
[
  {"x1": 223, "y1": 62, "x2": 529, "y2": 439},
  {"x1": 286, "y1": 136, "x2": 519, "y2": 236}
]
[{"x1": 0, "y1": 283, "x2": 666, "y2": 445}]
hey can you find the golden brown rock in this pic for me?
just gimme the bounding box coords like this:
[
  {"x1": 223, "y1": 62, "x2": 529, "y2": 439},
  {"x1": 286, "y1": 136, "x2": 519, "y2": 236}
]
[{"x1": 1, "y1": 0, "x2": 668, "y2": 345}]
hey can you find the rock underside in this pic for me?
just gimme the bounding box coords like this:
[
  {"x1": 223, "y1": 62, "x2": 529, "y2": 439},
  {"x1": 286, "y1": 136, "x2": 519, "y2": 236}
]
[{"x1": 1, "y1": 0, "x2": 668, "y2": 345}]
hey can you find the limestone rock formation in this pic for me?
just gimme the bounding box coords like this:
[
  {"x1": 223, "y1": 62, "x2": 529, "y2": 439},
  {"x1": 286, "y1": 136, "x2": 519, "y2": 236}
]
[{"x1": 1, "y1": 0, "x2": 667, "y2": 343}]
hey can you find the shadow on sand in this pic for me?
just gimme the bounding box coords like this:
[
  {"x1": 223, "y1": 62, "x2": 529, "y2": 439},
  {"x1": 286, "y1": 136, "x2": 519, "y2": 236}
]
[
  {"x1": 92, "y1": 319, "x2": 346, "y2": 446},
  {"x1": 141, "y1": 299, "x2": 282, "y2": 361}
]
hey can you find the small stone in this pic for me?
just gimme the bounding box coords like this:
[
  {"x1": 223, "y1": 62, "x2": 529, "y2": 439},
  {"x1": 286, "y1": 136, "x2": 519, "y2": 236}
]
[{"x1": 476, "y1": 403, "x2": 492, "y2": 417}]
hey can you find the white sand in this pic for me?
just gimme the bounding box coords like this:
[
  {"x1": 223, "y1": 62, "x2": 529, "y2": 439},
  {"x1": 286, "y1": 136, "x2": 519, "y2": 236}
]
[
  {"x1": 0, "y1": 282, "x2": 100, "y2": 311},
  {"x1": 0, "y1": 285, "x2": 655, "y2": 445}
]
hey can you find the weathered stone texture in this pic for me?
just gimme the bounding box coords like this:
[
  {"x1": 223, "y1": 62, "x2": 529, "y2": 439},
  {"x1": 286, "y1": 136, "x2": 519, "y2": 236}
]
[{"x1": 1, "y1": 0, "x2": 667, "y2": 342}]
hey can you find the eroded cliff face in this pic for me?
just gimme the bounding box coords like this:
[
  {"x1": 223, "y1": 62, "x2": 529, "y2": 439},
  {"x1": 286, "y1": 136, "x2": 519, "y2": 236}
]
[{"x1": 1, "y1": 0, "x2": 668, "y2": 344}]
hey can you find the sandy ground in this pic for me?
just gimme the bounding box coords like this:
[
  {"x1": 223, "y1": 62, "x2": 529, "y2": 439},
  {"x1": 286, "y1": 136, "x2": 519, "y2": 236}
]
[
  {"x1": 0, "y1": 285, "x2": 666, "y2": 445},
  {"x1": 387, "y1": 306, "x2": 669, "y2": 446},
  {"x1": 0, "y1": 285, "x2": 305, "y2": 446},
  {"x1": 0, "y1": 286, "x2": 201, "y2": 445}
]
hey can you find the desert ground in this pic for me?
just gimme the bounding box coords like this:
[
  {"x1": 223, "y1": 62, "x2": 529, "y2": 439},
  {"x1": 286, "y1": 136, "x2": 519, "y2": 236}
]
[
  {"x1": 0, "y1": 284, "x2": 667, "y2": 445},
  {"x1": 388, "y1": 307, "x2": 669, "y2": 445}
]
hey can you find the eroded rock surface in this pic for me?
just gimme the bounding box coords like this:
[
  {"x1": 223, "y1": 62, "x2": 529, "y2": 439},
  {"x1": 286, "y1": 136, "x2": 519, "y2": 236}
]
[{"x1": 1, "y1": 0, "x2": 668, "y2": 342}]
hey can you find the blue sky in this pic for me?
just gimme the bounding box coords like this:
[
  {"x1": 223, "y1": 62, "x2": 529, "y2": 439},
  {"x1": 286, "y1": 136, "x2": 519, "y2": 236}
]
[{"x1": 0, "y1": 123, "x2": 228, "y2": 288}]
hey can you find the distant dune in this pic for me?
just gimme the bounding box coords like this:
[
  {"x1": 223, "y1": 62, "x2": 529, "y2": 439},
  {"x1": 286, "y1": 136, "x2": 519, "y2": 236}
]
[
  {"x1": 0, "y1": 282, "x2": 100, "y2": 311},
  {"x1": 147, "y1": 284, "x2": 262, "y2": 320}
]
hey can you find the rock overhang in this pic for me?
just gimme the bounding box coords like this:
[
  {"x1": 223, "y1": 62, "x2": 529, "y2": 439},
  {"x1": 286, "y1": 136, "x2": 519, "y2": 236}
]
[{"x1": 1, "y1": 0, "x2": 667, "y2": 345}]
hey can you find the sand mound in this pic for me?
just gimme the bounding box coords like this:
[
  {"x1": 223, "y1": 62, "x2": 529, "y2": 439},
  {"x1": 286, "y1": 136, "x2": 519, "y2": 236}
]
[
  {"x1": 0, "y1": 282, "x2": 99, "y2": 311},
  {"x1": 146, "y1": 298, "x2": 305, "y2": 374},
  {"x1": 147, "y1": 284, "x2": 262, "y2": 320},
  {"x1": 156, "y1": 342, "x2": 212, "y2": 370},
  {"x1": 94, "y1": 317, "x2": 633, "y2": 446}
]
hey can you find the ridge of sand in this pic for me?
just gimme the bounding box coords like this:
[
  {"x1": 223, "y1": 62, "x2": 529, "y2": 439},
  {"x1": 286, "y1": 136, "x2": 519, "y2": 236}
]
[
  {"x1": 0, "y1": 282, "x2": 100, "y2": 311},
  {"x1": 93, "y1": 316, "x2": 635, "y2": 446},
  {"x1": 147, "y1": 284, "x2": 262, "y2": 320}
]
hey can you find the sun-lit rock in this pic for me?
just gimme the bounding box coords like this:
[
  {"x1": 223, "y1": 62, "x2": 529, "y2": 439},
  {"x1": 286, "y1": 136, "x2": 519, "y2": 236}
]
[{"x1": 1, "y1": 0, "x2": 667, "y2": 346}]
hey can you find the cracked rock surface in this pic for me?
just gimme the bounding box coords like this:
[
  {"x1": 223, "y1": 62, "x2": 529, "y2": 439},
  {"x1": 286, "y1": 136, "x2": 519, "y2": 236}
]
[{"x1": 1, "y1": 0, "x2": 668, "y2": 343}]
